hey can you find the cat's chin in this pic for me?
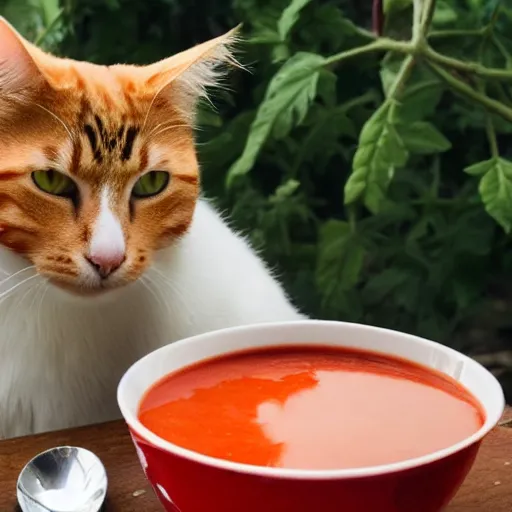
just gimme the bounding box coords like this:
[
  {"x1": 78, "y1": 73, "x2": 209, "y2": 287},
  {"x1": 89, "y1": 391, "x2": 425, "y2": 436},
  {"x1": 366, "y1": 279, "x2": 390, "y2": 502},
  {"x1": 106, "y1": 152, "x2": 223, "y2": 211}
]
[{"x1": 48, "y1": 278, "x2": 135, "y2": 304}]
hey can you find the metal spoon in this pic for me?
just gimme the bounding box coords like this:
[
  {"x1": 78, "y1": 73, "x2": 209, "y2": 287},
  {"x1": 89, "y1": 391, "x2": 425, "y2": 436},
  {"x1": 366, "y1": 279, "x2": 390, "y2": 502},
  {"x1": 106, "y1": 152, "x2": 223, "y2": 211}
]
[{"x1": 17, "y1": 446, "x2": 107, "y2": 512}]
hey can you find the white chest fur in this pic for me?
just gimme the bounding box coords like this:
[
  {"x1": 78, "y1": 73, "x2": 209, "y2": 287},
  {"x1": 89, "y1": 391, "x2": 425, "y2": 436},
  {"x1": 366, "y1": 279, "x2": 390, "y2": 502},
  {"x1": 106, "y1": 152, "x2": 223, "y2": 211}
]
[{"x1": 0, "y1": 201, "x2": 303, "y2": 438}]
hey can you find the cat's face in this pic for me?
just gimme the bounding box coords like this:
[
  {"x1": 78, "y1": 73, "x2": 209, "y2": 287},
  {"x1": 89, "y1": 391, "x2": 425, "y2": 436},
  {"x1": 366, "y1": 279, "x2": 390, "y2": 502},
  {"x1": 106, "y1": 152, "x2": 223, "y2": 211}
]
[{"x1": 0, "y1": 18, "x2": 236, "y2": 295}]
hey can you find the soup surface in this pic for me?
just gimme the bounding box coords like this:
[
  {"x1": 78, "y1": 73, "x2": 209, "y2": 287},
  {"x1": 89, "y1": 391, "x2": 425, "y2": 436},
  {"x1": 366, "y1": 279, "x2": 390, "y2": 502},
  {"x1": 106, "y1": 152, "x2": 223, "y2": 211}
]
[{"x1": 138, "y1": 345, "x2": 484, "y2": 470}]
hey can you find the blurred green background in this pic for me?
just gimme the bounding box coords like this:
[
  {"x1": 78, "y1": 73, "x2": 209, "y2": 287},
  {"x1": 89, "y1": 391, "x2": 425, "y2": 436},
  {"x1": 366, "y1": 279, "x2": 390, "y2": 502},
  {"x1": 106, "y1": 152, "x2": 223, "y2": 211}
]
[{"x1": 2, "y1": 0, "x2": 512, "y2": 400}]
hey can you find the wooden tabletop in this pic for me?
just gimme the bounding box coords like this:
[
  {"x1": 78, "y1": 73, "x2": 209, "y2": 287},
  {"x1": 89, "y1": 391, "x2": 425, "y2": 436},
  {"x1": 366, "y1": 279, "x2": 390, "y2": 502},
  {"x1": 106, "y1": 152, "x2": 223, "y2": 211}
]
[{"x1": 1, "y1": 410, "x2": 511, "y2": 512}]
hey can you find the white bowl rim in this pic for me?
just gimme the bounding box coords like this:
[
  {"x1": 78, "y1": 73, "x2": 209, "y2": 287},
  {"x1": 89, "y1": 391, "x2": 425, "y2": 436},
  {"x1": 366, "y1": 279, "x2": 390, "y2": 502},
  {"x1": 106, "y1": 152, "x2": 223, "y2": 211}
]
[{"x1": 118, "y1": 320, "x2": 505, "y2": 480}]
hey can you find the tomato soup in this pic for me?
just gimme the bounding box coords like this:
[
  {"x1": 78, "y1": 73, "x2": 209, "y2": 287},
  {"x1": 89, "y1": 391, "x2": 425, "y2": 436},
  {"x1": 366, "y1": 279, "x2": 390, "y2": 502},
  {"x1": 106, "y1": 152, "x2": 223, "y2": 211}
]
[{"x1": 138, "y1": 346, "x2": 484, "y2": 470}]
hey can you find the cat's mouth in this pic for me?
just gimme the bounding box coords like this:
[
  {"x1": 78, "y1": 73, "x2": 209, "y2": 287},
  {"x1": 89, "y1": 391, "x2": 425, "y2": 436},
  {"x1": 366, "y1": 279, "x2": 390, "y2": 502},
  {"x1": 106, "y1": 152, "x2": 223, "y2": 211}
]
[
  {"x1": 48, "y1": 276, "x2": 129, "y2": 297},
  {"x1": 35, "y1": 252, "x2": 146, "y2": 297}
]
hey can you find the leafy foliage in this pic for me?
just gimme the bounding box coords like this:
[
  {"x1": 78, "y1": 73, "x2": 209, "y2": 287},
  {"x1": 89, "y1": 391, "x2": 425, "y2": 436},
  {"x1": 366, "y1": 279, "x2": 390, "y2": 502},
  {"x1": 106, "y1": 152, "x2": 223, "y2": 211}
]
[
  {"x1": 345, "y1": 100, "x2": 409, "y2": 213},
  {"x1": 466, "y1": 158, "x2": 512, "y2": 233},
  {"x1": 227, "y1": 51, "x2": 325, "y2": 185},
  {"x1": 3, "y1": 0, "x2": 512, "y2": 378}
]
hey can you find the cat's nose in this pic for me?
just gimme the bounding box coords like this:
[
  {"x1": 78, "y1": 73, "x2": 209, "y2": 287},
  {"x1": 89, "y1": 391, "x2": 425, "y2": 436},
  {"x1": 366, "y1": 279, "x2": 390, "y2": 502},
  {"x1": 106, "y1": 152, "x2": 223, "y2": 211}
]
[{"x1": 86, "y1": 252, "x2": 125, "y2": 279}]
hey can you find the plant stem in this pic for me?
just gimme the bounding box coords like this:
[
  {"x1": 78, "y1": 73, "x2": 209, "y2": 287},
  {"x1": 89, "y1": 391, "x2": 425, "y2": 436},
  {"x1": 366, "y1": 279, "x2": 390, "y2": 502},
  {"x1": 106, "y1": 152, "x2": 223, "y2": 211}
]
[
  {"x1": 324, "y1": 39, "x2": 411, "y2": 67},
  {"x1": 326, "y1": 33, "x2": 512, "y2": 84},
  {"x1": 428, "y1": 28, "x2": 484, "y2": 39},
  {"x1": 489, "y1": 0, "x2": 503, "y2": 26},
  {"x1": 401, "y1": 79, "x2": 441, "y2": 99},
  {"x1": 388, "y1": 55, "x2": 416, "y2": 99},
  {"x1": 34, "y1": 9, "x2": 64, "y2": 47},
  {"x1": 427, "y1": 61, "x2": 512, "y2": 123},
  {"x1": 478, "y1": 27, "x2": 500, "y2": 160},
  {"x1": 492, "y1": 82, "x2": 512, "y2": 107},
  {"x1": 419, "y1": 0, "x2": 437, "y2": 38},
  {"x1": 425, "y1": 47, "x2": 512, "y2": 80},
  {"x1": 356, "y1": 27, "x2": 378, "y2": 40},
  {"x1": 339, "y1": 90, "x2": 380, "y2": 112},
  {"x1": 412, "y1": 0, "x2": 422, "y2": 41},
  {"x1": 485, "y1": 112, "x2": 499, "y2": 158},
  {"x1": 492, "y1": 34, "x2": 512, "y2": 68}
]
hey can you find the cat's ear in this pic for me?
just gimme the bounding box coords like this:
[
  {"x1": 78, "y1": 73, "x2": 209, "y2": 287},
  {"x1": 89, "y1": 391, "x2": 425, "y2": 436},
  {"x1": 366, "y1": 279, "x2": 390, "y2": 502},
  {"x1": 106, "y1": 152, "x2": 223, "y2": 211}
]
[
  {"x1": 0, "y1": 17, "x2": 48, "y2": 96},
  {"x1": 142, "y1": 27, "x2": 241, "y2": 122}
]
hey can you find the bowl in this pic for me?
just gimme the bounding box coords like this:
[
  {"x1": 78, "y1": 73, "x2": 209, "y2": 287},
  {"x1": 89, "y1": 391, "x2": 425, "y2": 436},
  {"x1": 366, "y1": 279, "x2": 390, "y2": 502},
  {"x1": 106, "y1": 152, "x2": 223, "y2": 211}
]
[{"x1": 117, "y1": 320, "x2": 505, "y2": 512}]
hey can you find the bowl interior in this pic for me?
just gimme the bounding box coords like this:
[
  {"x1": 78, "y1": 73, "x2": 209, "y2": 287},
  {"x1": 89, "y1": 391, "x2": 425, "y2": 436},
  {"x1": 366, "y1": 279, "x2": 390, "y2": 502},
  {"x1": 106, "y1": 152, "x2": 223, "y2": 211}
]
[{"x1": 118, "y1": 320, "x2": 505, "y2": 478}]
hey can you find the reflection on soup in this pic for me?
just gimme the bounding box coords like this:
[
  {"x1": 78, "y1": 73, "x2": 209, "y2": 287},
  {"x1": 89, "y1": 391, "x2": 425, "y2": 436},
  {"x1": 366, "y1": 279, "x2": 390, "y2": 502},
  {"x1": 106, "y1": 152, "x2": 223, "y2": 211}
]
[{"x1": 138, "y1": 345, "x2": 484, "y2": 470}]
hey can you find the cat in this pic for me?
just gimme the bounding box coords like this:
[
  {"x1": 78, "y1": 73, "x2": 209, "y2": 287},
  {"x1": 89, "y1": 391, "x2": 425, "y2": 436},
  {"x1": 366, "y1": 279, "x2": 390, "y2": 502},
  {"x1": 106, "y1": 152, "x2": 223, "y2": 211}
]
[{"x1": 0, "y1": 18, "x2": 304, "y2": 439}]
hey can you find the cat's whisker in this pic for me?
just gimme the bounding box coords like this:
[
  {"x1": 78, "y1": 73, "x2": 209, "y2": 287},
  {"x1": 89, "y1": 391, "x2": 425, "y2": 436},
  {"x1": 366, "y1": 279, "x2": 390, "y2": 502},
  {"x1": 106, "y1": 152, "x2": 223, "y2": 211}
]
[
  {"x1": 138, "y1": 276, "x2": 165, "y2": 310},
  {"x1": 146, "y1": 121, "x2": 185, "y2": 139},
  {"x1": 148, "y1": 123, "x2": 191, "y2": 139},
  {"x1": 24, "y1": 281, "x2": 46, "y2": 322},
  {"x1": 0, "y1": 274, "x2": 41, "y2": 303},
  {"x1": 28, "y1": 281, "x2": 45, "y2": 312},
  {"x1": 15, "y1": 281, "x2": 40, "y2": 311},
  {"x1": 144, "y1": 272, "x2": 174, "y2": 313},
  {"x1": 0, "y1": 265, "x2": 37, "y2": 291},
  {"x1": 148, "y1": 267, "x2": 178, "y2": 289},
  {"x1": 34, "y1": 103, "x2": 74, "y2": 141},
  {"x1": 141, "y1": 81, "x2": 172, "y2": 135},
  {"x1": 37, "y1": 282, "x2": 50, "y2": 333},
  {"x1": 147, "y1": 268, "x2": 178, "y2": 292},
  {"x1": 147, "y1": 268, "x2": 188, "y2": 307},
  {"x1": 148, "y1": 266, "x2": 168, "y2": 281}
]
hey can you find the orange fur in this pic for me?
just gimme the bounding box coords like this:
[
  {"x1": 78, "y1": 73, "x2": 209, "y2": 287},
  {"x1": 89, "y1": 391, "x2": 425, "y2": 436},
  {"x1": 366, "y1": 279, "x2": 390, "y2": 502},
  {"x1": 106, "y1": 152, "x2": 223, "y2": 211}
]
[{"x1": 0, "y1": 17, "x2": 237, "y2": 293}]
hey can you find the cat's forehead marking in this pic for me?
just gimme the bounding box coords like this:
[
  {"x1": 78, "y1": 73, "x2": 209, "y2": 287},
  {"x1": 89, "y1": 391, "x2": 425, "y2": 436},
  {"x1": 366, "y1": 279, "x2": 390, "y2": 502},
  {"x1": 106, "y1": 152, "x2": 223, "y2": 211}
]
[
  {"x1": 82, "y1": 113, "x2": 140, "y2": 164},
  {"x1": 122, "y1": 127, "x2": 139, "y2": 161}
]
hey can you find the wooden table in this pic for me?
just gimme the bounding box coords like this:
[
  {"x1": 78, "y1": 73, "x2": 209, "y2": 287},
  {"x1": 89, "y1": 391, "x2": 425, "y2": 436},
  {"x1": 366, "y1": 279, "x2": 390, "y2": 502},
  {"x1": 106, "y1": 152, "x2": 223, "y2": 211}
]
[{"x1": 1, "y1": 411, "x2": 511, "y2": 511}]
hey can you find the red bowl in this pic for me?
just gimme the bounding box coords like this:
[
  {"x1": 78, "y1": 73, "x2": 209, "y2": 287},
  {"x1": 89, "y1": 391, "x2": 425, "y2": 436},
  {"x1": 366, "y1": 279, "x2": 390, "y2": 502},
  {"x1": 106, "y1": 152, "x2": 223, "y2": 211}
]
[{"x1": 117, "y1": 321, "x2": 505, "y2": 512}]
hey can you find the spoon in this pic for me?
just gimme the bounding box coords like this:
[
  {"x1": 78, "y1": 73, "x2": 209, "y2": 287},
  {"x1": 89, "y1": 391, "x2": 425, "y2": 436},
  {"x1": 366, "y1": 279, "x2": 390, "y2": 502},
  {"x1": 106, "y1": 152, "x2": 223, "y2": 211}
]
[{"x1": 17, "y1": 446, "x2": 107, "y2": 512}]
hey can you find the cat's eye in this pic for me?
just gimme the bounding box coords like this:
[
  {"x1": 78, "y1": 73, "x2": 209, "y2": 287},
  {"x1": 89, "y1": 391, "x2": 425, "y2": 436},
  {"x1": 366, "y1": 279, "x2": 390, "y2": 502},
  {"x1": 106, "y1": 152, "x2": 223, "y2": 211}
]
[
  {"x1": 32, "y1": 170, "x2": 78, "y2": 199},
  {"x1": 132, "y1": 171, "x2": 170, "y2": 199}
]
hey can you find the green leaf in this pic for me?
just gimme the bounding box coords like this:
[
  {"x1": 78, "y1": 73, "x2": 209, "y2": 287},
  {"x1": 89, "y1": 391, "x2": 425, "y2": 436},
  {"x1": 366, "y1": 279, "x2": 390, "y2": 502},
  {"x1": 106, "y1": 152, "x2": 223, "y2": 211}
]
[
  {"x1": 380, "y1": 59, "x2": 401, "y2": 97},
  {"x1": 299, "y1": 5, "x2": 359, "y2": 52},
  {"x1": 271, "y1": 43, "x2": 291, "y2": 63},
  {"x1": 317, "y1": 69, "x2": 337, "y2": 107},
  {"x1": 248, "y1": 28, "x2": 282, "y2": 45},
  {"x1": 381, "y1": 59, "x2": 442, "y2": 113},
  {"x1": 104, "y1": 0, "x2": 121, "y2": 9},
  {"x1": 468, "y1": 158, "x2": 512, "y2": 233},
  {"x1": 39, "y1": 0, "x2": 60, "y2": 26},
  {"x1": 246, "y1": 4, "x2": 286, "y2": 44},
  {"x1": 292, "y1": 105, "x2": 356, "y2": 173},
  {"x1": 227, "y1": 52, "x2": 324, "y2": 186},
  {"x1": 432, "y1": 0, "x2": 458, "y2": 24},
  {"x1": 316, "y1": 220, "x2": 366, "y2": 301},
  {"x1": 2, "y1": 0, "x2": 42, "y2": 40},
  {"x1": 397, "y1": 122, "x2": 451, "y2": 154},
  {"x1": 196, "y1": 103, "x2": 223, "y2": 128},
  {"x1": 362, "y1": 267, "x2": 411, "y2": 305},
  {"x1": 277, "y1": 0, "x2": 312, "y2": 40},
  {"x1": 384, "y1": 0, "x2": 412, "y2": 14},
  {"x1": 269, "y1": 179, "x2": 301, "y2": 203},
  {"x1": 453, "y1": 278, "x2": 480, "y2": 310},
  {"x1": 345, "y1": 101, "x2": 408, "y2": 213},
  {"x1": 199, "y1": 111, "x2": 255, "y2": 178},
  {"x1": 397, "y1": 81, "x2": 444, "y2": 122},
  {"x1": 464, "y1": 159, "x2": 496, "y2": 176}
]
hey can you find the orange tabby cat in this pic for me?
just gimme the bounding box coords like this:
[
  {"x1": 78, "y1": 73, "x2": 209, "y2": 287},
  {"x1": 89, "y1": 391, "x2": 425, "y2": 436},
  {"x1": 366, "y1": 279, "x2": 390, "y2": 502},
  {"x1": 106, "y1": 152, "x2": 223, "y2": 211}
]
[{"x1": 0, "y1": 18, "x2": 303, "y2": 438}]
